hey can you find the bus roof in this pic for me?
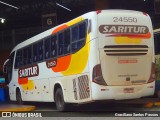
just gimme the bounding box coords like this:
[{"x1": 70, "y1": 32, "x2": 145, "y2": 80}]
[
  {"x1": 11, "y1": 9, "x2": 145, "y2": 54},
  {"x1": 11, "y1": 24, "x2": 63, "y2": 53}
]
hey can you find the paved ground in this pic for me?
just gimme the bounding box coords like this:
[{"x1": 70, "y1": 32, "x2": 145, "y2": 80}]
[
  {"x1": 22, "y1": 98, "x2": 160, "y2": 117},
  {"x1": 1, "y1": 98, "x2": 160, "y2": 118}
]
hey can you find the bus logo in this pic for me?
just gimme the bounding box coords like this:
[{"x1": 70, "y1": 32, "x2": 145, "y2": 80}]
[
  {"x1": 99, "y1": 25, "x2": 149, "y2": 34},
  {"x1": 18, "y1": 64, "x2": 39, "y2": 78}
]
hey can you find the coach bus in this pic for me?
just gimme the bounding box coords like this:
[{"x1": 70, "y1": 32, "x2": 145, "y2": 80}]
[
  {"x1": 4, "y1": 10, "x2": 155, "y2": 111},
  {"x1": 154, "y1": 28, "x2": 160, "y2": 98}
]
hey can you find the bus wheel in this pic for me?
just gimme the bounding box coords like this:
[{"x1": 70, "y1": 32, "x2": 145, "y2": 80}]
[
  {"x1": 16, "y1": 89, "x2": 23, "y2": 105},
  {"x1": 55, "y1": 88, "x2": 68, "y2": 111}
]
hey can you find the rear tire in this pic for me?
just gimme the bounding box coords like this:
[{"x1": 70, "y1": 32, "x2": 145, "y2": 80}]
[
  {"x1": 16, "y1": 89, "x2": 23, "y2": 105},
  {"x1": 55, "y1": 88, "x2": 68, "y2": 111}
]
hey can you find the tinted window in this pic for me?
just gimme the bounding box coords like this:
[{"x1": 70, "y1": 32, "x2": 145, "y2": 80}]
[
  {"x1": 28, "y1": 45, "x2": 32, "y2": 64},
  {"x1": 23, "y1": 48, "x2": 28, "y2": 65},
  {"x1": 71, "y1": 21, "x2": 87, "y2": 53},
  {"x1": 72, "y1": 26, "x2": 79, "y2": 42},
  {"x1": 22, "y1": 46, "x2": 32, "y2": 65},
  {"x1": 15, "y1": 50, "x2": 23, "y2": 68},
  {"x1": 33, "y1": 43, "x2": 38, "y2": 62},
  {"x1": 79, "y1": 22, "x2": 86, "y2": 39},
  {"x1": 10, "y1": 52, "x2": 15, "y2": 69},
  {"x1": 37, "y1": 41, "x2": 44, "y2": 61},
  {"x1": 51, "y1": 35, "x2": 57, "y2": 58},
  {"x1": 64, "y1": 29, "x2": 71, "y2": 54},
  {"x1": 44, "y1": 38, "x2": 51, "y2": 59},
  {"x1": 58, "y1": 32, "x2": 64, "y2": 56},
  {"x1": 72, "y1": 40, "x2": 85, "y2": 53}
]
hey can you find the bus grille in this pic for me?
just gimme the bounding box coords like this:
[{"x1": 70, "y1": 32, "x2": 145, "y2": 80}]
[
  {"x1": 73, "y1": 75, "x2": 90, "y2": 100},
  {"x1": 104, "y1": 45, "x2": 148, "y2": 56}
]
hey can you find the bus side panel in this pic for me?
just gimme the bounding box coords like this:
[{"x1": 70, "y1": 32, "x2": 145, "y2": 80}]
[
  {"x1": 63, "y1": 13, "x2": 98, "y2": 103},
  {"x1": 88, "y1": 38, "x2": 101, "y2": 101},
  {"x1": 64, "y1": 73, "x2": 91, "y2": 103}
]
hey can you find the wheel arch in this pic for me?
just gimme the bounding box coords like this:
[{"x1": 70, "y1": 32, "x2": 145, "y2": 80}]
[
  {"x1": 53, "y1": 82, "x2": 66, "y2": 102},
  {"x1": 15, "y1": 86, "x2": 23, "y2": 101}
]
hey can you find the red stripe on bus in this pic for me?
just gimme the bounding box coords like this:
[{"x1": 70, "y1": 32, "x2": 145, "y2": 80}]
[
  {"x1": 52, "y1": 55, "x2": 72, "y2": 72},
  {"x1": 52, "y1": 24, "x2": 68, "y2": 34},
  {"x1": 18, "y1": 77, "x2": 28, "y2": 85},
  {"x1": 106, "y1": 32, "x2": 151, "y2": 39}
]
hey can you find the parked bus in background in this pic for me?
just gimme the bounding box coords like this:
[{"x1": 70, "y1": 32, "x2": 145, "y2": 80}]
[
  {"x1": 154, "y1": 28, "x2": 160, "y2": 98},
  {"x1": 3, "y1": 10, "x2": 155, "y2": 111}
]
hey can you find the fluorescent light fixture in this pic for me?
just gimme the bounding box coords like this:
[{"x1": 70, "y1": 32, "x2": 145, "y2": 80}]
[
  {"x1": 1, "y1": 19, "x2": 5, "y2": 23},
  {"x1": 56, "y1": 3, "x2": 71, "y2": 11},
  {"x1": 0, "y1": 1, "x2": 19, "y2": 9},
  {"x1": 0, "y1": 18, "x2": 5, "y2": 23}
]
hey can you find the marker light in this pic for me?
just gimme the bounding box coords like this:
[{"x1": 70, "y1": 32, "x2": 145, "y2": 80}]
[{"x1": 1, "y1": 19, "x2": 5, "y2": 23}]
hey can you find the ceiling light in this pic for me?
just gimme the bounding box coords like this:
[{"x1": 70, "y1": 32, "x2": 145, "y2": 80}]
[
  {"x1": 0, "y1": 18, "x2": 5, "y2": 23},
  {"x1": 56, "y1": 3, "x2": 71, "y2": 11},
  {"x1": 0, "y1": 1, "x2": 19, "y2": 9}
]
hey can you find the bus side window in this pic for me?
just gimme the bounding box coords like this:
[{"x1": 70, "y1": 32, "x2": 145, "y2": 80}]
[
  {"x1": 64, "y1": 29, "x2": 71, "y2": 55},
  {"x1": 23, "y1": 48, "x2": 28, "y2": 66},
  {"x1": 33, "y1": 43, "x2": 38, "y2": 62},
  {"x1": 58, "y1": 32, "x2": 64, "y2": 56},
  {"x1": 37, "y1": 41, "x2": 44, "y2": 61},
  {"x1": 44, "y1": 37, "x2": 51, "y2": 59},
  {"x1": 51, "y1": 35, "x2": 57, "y2": 58},
  {"x1": 71, "y1": 21, "x2": 86, "y2": 53},
  {"x1": 79, "y1": 22, "x2": 86, "y2": 40},
  {"x1": 28, "y1": 45, "x2": 32, "y2": 64},
  {"x1": 15, "y1": 50, "x2": 23, "y2": 68},
  {"x1": 72, "y1": 26, "x2": 79, "y2": 53},
  {"x1": 72, "y1": 26, "x2": 79, "y2": 42}
]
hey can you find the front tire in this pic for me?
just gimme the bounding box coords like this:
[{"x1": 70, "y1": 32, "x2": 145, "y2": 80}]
[
  {"x1": 16, "y1": 89, "x2": 23, "y2": 105},
  {"x1": 55, "y1": 88, "x2": 68, "y2": 111}
]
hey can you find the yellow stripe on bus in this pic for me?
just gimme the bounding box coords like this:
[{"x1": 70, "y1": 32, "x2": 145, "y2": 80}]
[
  {"x1": 66, "y1": 17, "x2": 82, "y2": 26},
  {"x1": 62, "y1": 34, "x2": 90, "y2": 75},
  {"x1": 115, "y1": 37, "x2": 142, "y2": 44},
  {"x1": 21, "y1": 80, "x2": 34, "y2": 90}
]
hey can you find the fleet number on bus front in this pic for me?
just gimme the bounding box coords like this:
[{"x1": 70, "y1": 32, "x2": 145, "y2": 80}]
[{"x1": 113, "y1": 17, "x2": 137, "y2": 23}]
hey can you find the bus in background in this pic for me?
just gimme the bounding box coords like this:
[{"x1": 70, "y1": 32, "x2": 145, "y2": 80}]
[
  {"x1": 154, "y1": 28, "x2": 160, "y2": 98},
  {"x1": 4, "y1": 10, "x2": 155, "y2": 111}
]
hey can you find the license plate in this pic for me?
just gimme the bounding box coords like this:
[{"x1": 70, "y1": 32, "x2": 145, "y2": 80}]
[{"x1": 124, "y1": 88, "x2": 134, "y2": 93}]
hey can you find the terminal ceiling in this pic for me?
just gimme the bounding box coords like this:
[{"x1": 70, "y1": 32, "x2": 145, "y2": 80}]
[{"x1": 0, "y1": 0, "x2": 159, "y2": 30}]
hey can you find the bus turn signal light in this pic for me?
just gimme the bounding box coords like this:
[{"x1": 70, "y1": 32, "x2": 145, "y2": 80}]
[{"x1": 96, "y1": 10, "x2": 102, "y2": 14}]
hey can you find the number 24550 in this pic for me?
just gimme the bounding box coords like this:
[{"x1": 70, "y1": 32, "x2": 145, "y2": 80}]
[{"x1": 113, "y1": 17, "x2": 137, "y2": 23}]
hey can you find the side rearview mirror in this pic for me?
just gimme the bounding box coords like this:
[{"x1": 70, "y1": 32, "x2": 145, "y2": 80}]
[{"x1": 3, "y1": 59, "x2": 9, "y2": 74}]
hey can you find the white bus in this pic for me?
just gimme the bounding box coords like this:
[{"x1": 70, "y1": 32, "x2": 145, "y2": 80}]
[
  {"x1": 4, "y1": 10, "x2": 155, "y2": 111},
  {"x1": 154, "y1": 28, "x2": 160, "y2": 98}
]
